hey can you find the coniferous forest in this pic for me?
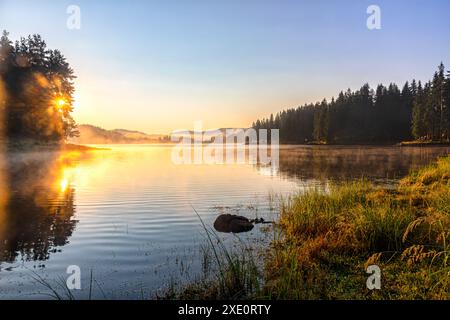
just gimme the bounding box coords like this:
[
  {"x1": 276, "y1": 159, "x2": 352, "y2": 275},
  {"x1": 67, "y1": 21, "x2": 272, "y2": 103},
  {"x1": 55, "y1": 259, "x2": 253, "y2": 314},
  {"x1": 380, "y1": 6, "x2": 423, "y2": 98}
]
[{"x1": 253, "y1": 64, "x2": 450, "y2": 144}]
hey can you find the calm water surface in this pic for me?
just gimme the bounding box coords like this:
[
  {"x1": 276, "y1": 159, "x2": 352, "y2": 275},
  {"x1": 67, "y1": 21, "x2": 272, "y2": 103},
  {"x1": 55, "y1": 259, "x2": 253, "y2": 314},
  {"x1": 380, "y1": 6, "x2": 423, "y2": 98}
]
[{"x1": 0, "y1": 145, "x2": 449, "y2": 299}]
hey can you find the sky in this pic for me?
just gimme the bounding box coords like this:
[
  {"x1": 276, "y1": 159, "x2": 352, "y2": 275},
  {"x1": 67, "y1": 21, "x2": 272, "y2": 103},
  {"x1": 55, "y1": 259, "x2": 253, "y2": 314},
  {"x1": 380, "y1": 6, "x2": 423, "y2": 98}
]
[{"x1": 0, "y1": 0, "x2": 449, "y2": 134}]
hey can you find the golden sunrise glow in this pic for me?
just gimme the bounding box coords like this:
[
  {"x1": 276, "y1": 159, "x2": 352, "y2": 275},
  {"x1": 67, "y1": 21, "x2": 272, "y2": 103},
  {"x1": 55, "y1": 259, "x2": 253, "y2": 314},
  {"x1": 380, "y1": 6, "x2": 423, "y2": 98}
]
[
  {"x1": 55, "y1": 98, "x2": 66, "y2": 109},
  {"x1": 60, "y1": 178, "x2": 69, "y2": 193}
]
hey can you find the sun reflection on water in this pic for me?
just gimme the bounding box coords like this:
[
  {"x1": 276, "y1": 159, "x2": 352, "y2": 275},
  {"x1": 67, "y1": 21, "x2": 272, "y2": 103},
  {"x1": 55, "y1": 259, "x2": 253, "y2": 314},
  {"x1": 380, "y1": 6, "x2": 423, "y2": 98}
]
[{"x1": 60, "y1": 178, "x2": 69, "y2": 193}]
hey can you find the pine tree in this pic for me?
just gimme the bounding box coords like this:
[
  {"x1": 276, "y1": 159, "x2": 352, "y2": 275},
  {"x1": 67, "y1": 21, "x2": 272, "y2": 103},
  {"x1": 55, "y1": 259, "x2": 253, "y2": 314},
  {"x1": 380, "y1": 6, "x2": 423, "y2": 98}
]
[
  {"x1": 443, "y1": 70, "x2": 450, "y2": 140},
  {"x1": 412, "y1": 81, "x2": 426, "y2": 139},
  {"x1": 434, "y1": 63, "x2": 446, "y2": 140},
  {"x1": 313, "y1": 99, "x2": 329, "y2": 142}
]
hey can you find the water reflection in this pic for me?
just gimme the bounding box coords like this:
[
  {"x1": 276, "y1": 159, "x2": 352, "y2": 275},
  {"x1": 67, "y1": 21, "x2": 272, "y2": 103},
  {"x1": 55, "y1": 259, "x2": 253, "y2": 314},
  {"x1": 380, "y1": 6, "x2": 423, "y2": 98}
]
[
  {"x1": 1, "y1": 145, "x2": 448, "y2": 264},
  {"x1": 265, "y1": 146, "x2": 450, "y2": 181},
  {"x1": 0, "y1": 145, "x2": 448, "y2": 298},
  {"x1": 0, "y1": 150, "x2": 78, "y2": 263}
]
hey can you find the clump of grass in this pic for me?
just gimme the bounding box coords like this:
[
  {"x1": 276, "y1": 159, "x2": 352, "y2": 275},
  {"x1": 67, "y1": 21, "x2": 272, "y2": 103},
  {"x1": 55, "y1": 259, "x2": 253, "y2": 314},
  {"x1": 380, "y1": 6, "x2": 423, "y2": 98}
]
[
  {"x1": 30, "y1": 271, "x2": 76, "y2": 300},
  {"x1": 30, "y1": 268, "x2": 107, "y2": 300},
  {"x1": 164, "y1": 208, "x2": 261, "y2": 300},
  {"x1": 175, "y1": 243, "x2": 260, "y2": 300},
  {"x1": 264, "y1": 155, "x2": 450, "y2": 299}
]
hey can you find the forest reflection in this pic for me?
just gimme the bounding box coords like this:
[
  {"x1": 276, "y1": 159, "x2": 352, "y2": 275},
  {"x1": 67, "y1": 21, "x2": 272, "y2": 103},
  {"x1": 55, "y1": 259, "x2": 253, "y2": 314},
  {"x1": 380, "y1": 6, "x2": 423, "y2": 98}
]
[
  {"x1": 264, "y1": 146, "x2": 450, "y2": 181},
  {"x1": 1, "y1": 145, "x2": 449, "y2": 267},
  {"x1": 0, "y1": 149, "x2": 79, "y2": 263}
]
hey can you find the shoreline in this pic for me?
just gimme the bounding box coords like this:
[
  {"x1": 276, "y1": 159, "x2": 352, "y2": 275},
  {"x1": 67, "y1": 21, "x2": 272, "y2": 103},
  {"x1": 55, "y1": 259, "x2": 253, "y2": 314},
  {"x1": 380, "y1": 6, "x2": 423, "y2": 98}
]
[
  {"x1": 52, "y1": 142, "x2": 450, "y2": 147},
  {"x1": 303, "y1": 141, "x2": 450, "y2": 147},
  {"x1": 62, "y1": 143, "x2": 110, "y2": 151},
  {"x1": 1, "y1": 141, "x2": 110, "y2": 152},
  {"x1": 168, "y1": 154, "x2": 450, "y2": 300},
  {"x1": 398, "y1": 140, "x2": 450, "y2": 147}
]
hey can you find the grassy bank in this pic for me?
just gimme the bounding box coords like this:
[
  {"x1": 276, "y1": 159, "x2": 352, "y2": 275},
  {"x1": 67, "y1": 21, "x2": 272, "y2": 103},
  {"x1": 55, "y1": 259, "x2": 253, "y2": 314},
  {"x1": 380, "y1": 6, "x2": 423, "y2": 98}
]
[
  {"x1": 172, "y1": 155, "x2": 450, "y2": 300},
  {"x1": 267, "y1": 155, "x2": 449, "y2": 299}
]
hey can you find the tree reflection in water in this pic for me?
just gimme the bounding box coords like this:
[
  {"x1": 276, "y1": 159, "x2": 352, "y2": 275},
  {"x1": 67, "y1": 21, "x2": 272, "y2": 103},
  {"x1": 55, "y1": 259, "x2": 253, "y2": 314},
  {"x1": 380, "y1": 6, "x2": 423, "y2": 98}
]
[
  {"x1": 256, "y1": 145, "x2": 450, "y2": 182},
  {"x1": 0, "y1": 150, "x2": 78, "y2": 263}
]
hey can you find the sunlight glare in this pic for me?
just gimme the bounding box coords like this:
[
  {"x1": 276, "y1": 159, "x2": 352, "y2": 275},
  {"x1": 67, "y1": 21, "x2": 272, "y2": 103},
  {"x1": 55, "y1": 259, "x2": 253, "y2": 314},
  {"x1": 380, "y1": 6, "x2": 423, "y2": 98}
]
[
  {"x1": 55, "y1": 98, "x2": 66, "y2": 110},
  {"x1": 60, "y1": 178, "x2": 69, "y2": 193}
]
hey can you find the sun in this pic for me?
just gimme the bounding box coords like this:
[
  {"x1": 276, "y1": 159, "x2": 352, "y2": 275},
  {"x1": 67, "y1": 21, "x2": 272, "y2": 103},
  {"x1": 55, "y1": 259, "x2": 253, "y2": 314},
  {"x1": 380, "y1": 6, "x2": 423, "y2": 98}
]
[
  {"x1": 56, "y1": 98, "x2": 66, "y2": 107},
  {"x1": 53, "y1": 98, "x2": 67, "y2": 113}
]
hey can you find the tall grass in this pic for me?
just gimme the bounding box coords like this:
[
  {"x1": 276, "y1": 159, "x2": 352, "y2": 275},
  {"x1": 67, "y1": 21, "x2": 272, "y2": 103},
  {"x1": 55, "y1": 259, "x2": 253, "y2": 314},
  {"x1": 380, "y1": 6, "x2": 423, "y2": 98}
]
[{"x1": 265, "y1": 155, "x2": 450, "y2": 299}]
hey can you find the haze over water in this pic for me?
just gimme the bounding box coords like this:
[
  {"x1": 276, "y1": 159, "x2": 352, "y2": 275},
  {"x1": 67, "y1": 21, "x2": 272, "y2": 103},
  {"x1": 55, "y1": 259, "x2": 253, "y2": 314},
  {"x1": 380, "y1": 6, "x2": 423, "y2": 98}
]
[{"x1": 0, "y1": 145, "x2": 449, "y2": 299}]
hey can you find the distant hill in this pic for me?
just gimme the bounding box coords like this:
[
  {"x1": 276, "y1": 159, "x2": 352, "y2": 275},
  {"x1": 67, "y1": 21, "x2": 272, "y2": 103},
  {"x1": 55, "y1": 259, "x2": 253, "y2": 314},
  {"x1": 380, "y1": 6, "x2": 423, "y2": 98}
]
[
  {"x1": 69, "y1": 125, "x2": 170, "y2": 144},
  {"x1": 71, "y1": 125, "x2": 254, "y2": 145},
  {"x1": 172, "y1": 128, "x2": 253, "y2": 143}
]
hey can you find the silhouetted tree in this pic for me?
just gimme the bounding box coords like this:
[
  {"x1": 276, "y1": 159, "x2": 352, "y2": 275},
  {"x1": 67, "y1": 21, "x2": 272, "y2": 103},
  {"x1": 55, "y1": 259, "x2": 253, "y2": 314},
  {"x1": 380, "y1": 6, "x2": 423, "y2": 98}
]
[
  {"x1": 412, "y1": 81, "x2": 426, "y2": 139},
  {"x1": 442, "y1": 69, "x2": 450, "y2": 140},
  {"x1": 0, "y1": 30, "x2": 78, "y2": 143}
]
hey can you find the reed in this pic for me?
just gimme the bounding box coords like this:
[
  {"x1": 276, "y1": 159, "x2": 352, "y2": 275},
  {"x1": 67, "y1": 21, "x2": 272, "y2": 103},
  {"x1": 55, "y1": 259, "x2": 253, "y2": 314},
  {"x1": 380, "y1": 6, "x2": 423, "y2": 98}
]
[
  {"x1": 265, "y1": 155, "x2": 450, "y2": 299},
  {"x1": 166, "y1": 208, "x2": 261, "y2": 299}
]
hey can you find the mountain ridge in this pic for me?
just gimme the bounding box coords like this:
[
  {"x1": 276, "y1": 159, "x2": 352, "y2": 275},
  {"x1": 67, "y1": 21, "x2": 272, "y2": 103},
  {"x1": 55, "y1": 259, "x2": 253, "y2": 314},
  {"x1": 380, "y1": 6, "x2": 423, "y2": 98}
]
[{"x1": 69, "y1": 124, "x2": 170, "y2": 144}]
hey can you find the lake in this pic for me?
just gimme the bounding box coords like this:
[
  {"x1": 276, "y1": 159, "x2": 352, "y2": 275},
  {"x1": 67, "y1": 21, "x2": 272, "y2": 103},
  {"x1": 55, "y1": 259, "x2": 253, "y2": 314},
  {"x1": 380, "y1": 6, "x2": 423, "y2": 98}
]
[{"x1": 0, "y1": 145, "x2": 449, "y2": 299}]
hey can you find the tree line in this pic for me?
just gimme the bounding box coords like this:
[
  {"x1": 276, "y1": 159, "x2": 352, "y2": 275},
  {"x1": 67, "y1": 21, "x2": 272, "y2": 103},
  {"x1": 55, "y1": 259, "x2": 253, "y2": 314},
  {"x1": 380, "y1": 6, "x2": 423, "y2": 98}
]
[
  {"x1": 253, "y1": 63, "x2": 450, "y2": 144},
  {"x1": 0, "y1": 31, "x2": 77, "y2": 143}
]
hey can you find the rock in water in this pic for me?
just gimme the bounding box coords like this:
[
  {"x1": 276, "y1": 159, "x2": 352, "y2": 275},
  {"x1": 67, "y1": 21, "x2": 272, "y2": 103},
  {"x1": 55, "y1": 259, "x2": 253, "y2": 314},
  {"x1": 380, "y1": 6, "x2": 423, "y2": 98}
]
[{"x1": 213, "y1": 214, "x2": 254, "y2": 233}]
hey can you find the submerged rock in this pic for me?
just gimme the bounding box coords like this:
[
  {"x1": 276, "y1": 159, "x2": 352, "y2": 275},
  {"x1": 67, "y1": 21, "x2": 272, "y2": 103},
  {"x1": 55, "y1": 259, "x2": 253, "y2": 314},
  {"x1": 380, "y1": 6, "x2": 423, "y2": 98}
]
[{"x1": 213, "y1": 214, "x2": 254, "y2": 233}]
